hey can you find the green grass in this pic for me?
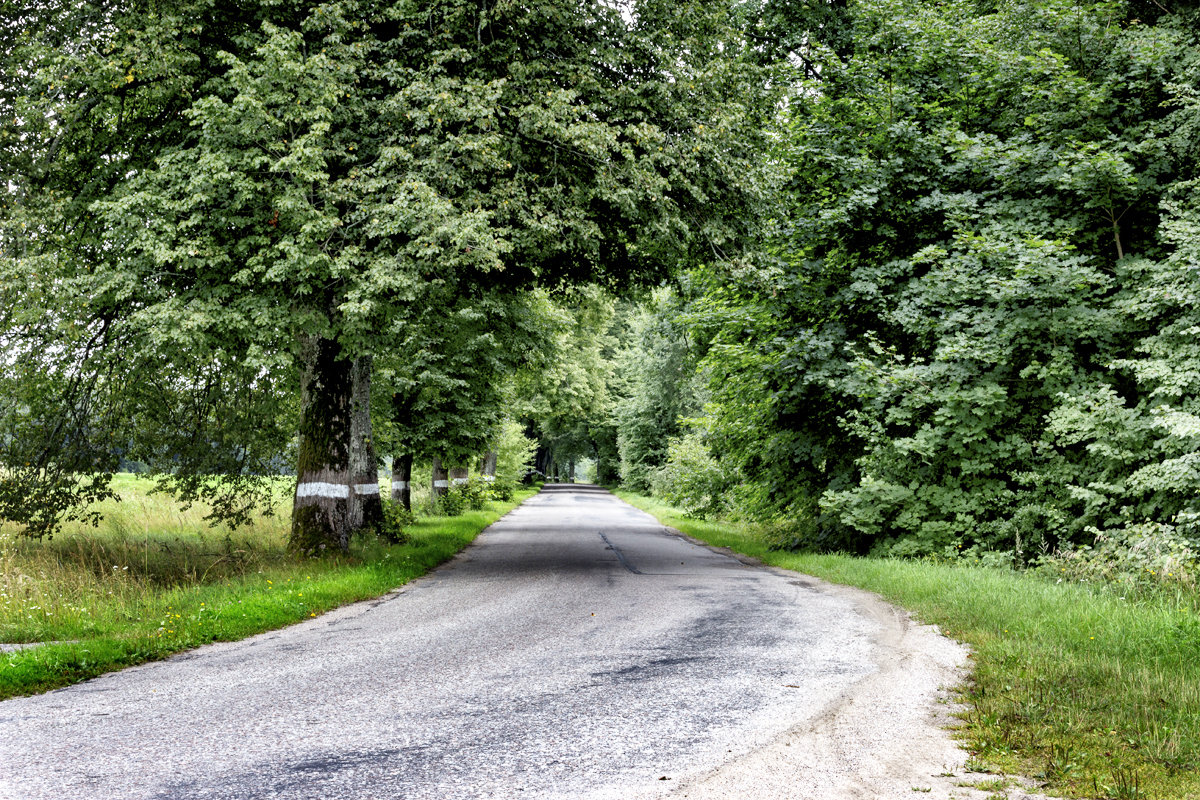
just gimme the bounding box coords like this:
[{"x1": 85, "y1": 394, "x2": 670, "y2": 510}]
[
  {"x1": 0, "y1": 474, "x2": 534, "y2": 699},
  {"x1": 618, "y1": 491, "x2": 1200, "y2": 800}
]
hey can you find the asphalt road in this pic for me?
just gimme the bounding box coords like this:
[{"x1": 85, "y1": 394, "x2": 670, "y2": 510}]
[{"x1": 0, "y1": 485, "x2": 984, "y2": 800}]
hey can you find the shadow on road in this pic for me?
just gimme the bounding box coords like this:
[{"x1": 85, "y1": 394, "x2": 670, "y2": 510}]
[{"x1": 536, "y1": 482, "x2": 611, "y2": 494}]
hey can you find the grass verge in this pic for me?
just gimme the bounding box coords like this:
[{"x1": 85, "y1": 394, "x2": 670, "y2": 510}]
[
  {"x1": 618, "y1": 491, "x2": 1200, "y2": 800},
  {"x1": 1, "y1": 478, "x2": 535, "y2": 700}
]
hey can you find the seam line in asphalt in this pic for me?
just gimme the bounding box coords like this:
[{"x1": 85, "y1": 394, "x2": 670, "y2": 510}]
[{"x1": 598, "y1": 531, "x2": 643, "y2": 574}]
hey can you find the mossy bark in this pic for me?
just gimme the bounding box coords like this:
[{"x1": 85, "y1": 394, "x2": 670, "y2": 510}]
[
  {"x1": 348, "y1": 355, "x2": 382, "y2": 534},
  {"x1": 290, "y1": 336, "x2": 353, "y2": 554}
]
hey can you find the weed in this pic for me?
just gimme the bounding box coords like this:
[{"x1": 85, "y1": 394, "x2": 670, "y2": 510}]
[
  {"x1": 1043, "y1": 743, "x2": 1078, "y2": 781},
  {"x1": 1109, "y1": 767, "x2": 1144, "y2": 800},
  {"x1": 970, "y1": 778, "x2": 1010, "y2": 792}
]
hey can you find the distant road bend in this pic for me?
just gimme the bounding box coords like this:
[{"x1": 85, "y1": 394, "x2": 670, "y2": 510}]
[{"x1": 0, "y1": 485, "x2": 995, "y2": 800}]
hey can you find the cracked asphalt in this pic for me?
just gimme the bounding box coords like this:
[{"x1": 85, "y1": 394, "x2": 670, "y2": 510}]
[{"x1": 0, "y1": 485, "x2": 998, "y2": 800}]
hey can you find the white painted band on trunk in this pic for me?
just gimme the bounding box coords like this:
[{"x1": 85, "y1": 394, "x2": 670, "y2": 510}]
[
  {"x1": 392, "y1": 481, "x2": 409, "y2": 490},
  {"x1": 353, "y1": 483, "x2": 380, "y2": 495},
  {"x1": 452, "y1": 477, "x2": 469, "y2": 485},
  {"x1": 433, "y1": 480, "x2": 449, "y2": 488},
  {"x1": 297, "y1": 482, "x2": 350, "y2": 499},
  {"x1": 481, "y1": 475, "x2": 496, "y2": 482}
]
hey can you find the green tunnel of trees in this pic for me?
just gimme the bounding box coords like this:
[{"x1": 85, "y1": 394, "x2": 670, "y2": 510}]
[{"x1": 4, "y1": 0, "x2": 1200, "y2": 561}]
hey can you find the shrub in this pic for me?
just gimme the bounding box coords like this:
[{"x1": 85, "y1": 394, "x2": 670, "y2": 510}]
[
  {"x1": 439, "y1": 487, "x2": 466, "y2": 517},
  {"x1": 487, "y1": 479, "x2": 515, "y2": 502},
  {"x1": 378, "y1": 500, "x2": 414, "y2": 544},
  {"x1": 650, "y1": 429, "x2": 737, "y2": 519},
  {"x1": 462, "y1": 481, "x2": 489, "y2": 511},
  {"x1": 1039, "y1": 522, "x2": 1200, "y2": 589}
]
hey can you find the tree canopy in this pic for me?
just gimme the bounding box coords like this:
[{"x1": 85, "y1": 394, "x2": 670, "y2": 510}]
[
  {"x1": 8, "y1": 0, "x2": 1200, "y2": 566},
  {"x1": 1, "y1": 0, "x2": 775, "y2": 544}
]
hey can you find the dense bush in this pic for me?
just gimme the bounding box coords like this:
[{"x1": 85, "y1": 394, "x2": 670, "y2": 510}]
[
  {"x1": 649, "y1": 430, "x2": 737, "y2": 519},
  {"x1": 686, "y1": 0, "x2": 1200, "y2": 557}
]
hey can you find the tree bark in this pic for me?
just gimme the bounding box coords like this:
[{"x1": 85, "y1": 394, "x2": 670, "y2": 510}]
[
  {"x1": 391, "y1": 453, "x2": 413, "y2": 512},
  {"x1": 348, "y1": 355, "x2": 382, "y2": 535},
  {"x1": 534, "y1": 446, "x2": 552, "y2": 478},
  {"x1": 481, "y1": 450, "x2": 497, "y2": 486},
  {"x1": 290, "y1": 336, "x2": 353, "y2": 553},
  {"x1": 449, "y1": 465, "x2": 470, "y2": 488},
  {"x1": 431, "y1": 456, "x2": 449, "y2": 499}
]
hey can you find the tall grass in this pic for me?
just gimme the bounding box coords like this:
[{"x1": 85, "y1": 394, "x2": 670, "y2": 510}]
[
  {"x1": 619, "y1": 492, "x2": 1200, "y2": 800},
  {"x1": 1, "y1": 474, "x2": 533, "y2": 699},
  {"x1": 0, "y1": 474, "x2": 292, "y2": 644}
]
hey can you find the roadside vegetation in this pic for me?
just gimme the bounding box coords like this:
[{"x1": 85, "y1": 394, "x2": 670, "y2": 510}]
[
  {"x1": 621, "y1": 492, "x2": 1200, "y2": 800},
  {"x1": 0, "y1": 474, "x2": 534, "y2": 700}
]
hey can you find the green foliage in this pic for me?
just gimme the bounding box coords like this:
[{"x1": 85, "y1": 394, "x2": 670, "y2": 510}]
[
  {"x1": 1040, "y1": 522, "x2": 1199, "y2": 590},
  {"x1": 378, "y1": 499, "x2": 414, "y2": 544},
  {"x1": 684, "y1": 0, "x2": 1200, "y2": 558},
  {"x1": 373, "y1": 290, "x2": 551, "y2": 466},
  {"x1": 0, "y1": 0, "x2": 304, "y2": 536},
  {"x1": 465, "y1": 481, "x2": 490, "y2": 511},
  {"x1": 493, "y1": 419, "x2": 538, "y2": 486},
  {"x1": 437, "y1": 484, "x2": 468, "y2": 517},
  {"x1": 436, "y1": 479, "x2": 491, "y2": 516},
  {"x1": 649, "y1": 428, "x2": 738, "y2": 519},
  {"x1": 515, "y1": 287, "x2": 622, "y2": 472},
  {"x1": 3, "y1": 0, "x2": 774, "y2": 539},
  {"x1": 487, "y1": 480, "x2": 515, "y2": 503},
  {"x1": 614, "y1": 286, "x2": 705, "y2": 492}
]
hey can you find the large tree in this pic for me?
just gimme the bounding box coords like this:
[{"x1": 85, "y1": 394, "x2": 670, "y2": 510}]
[
  {"x1": 4, "y1": 0, "x2": 773, "y2": 547},
  {"x1": 1, "y1": 0, "x2": 299, "y2": 537}
]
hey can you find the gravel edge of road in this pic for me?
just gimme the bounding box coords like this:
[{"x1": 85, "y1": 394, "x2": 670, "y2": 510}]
[{"x1": 653, "y1": 526, "x2": 1057, "y2": 800}]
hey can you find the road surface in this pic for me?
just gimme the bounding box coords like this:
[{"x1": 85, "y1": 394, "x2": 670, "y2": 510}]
[{"x1": 0, "y1": 486, "x2": 1029, "y2": 799}]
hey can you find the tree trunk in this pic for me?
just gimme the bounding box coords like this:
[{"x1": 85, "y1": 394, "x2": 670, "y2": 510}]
[
  {"x1": 391, "y1": 453, "x2": 413, "y2": 512},
  {"x1": 348, "y1": 355, "x2": 382, "y2": 535},
  {"x1": 481, "y1": 450, "x2": 497, "y2": 486},
  {"x1": 290, "y1": 336, "x2": 353, "y2": 553},
  {"x1": 431, "y1": 457, "x2": 449, "y2": 498},
  {"x1": 535, "y1": 446, "x2": 552, "y2": 478},
  {"x1": 449, "y1": 466, "x2": 469, "y2": 488},
  {"x1": 388, "y1": 389, "x2": 415, "y2": 512}
]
